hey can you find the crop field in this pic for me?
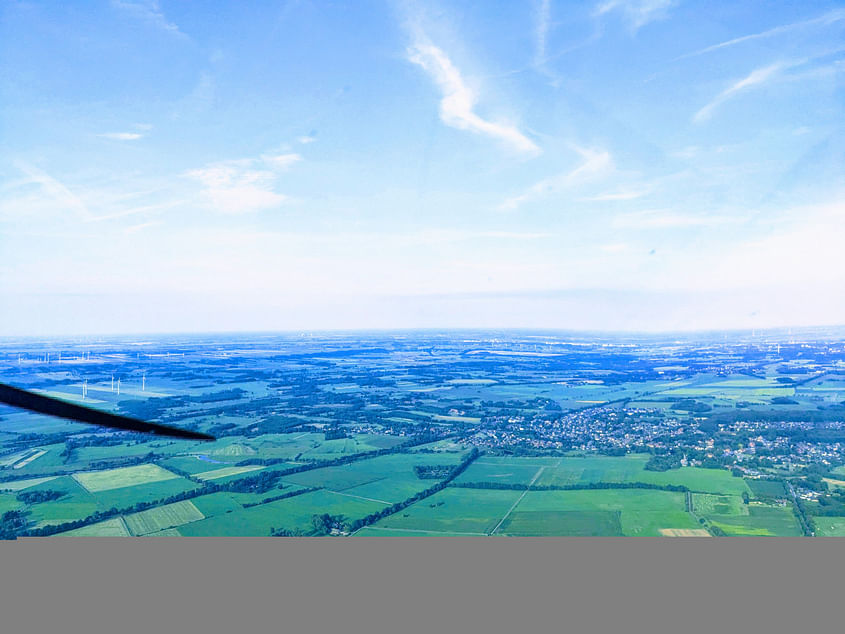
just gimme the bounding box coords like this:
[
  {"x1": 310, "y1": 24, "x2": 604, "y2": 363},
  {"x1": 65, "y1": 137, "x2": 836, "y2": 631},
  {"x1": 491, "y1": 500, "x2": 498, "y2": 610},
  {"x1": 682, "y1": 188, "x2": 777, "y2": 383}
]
[
  {"x1": 691, "y1": 494, "x2": 747, "y2": 516},
  {"x1": 814, "y1": 517, "x2": 845, "y2": 536},
  {"x1": 454, "y1": 457, "x2": 555, "y2": 486},
  {"x1": 193, "y1": 465, "x2": 265, "y2": 481},
  {"x1": 282, "y1": 452, "x2": 466, "y2": 504},
  {"x1": 510, "y1": 489, "x2": 698, "y2": 537},
  {"x1": 124, "y1": 500, "x2": 205, "y2": 535},
  {"x1": 178, "y1": 489, "x2": 387, "y2": 536},
  {"x1": 374, "y1": 488, "x2": 524, "y2": 535},
  {"x1": 0, "y1": 493, "x2": 22, "y2": 514},
  {"x1": 708, "y1": 505, "x2": 801, "y2": 536},
  {"x1": 72, "y1": 464, "x2": 180, "y2": 492},
  {"x1": 58, "y1": 518, "x2": 130, "y2": 536},
  {"x1": 190, "y1": 492, "x2": 245, "y2": 516},
  {"x1": 659, "y1": 529, "x2": 710, "y2": 536},
  {"x1": 499, "y1": 510, "x2": 623, "y2": 536},
  {"x1": 0, "y1": 476, "x2": 59, "y2": 491},
  {"x1": 746, "y1": 479, "x2": 787, "y2": 499},
  {"x1": 91, "y1": 477, "x2": 201, "y2": 510}
]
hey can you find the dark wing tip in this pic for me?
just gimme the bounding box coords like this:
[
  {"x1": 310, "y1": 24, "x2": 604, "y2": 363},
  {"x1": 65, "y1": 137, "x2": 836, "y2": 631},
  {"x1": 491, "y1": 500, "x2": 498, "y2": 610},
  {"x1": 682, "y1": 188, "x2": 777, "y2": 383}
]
[{"x1": 0, "y1": 382, "x2": 216, "y2": 441}]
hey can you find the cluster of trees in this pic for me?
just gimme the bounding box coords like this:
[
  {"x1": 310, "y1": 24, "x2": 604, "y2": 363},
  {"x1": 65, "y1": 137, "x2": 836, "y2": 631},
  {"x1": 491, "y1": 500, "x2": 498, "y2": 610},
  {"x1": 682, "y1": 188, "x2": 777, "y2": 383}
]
[
  {"x1": 645, "y1": 453, "x2": 682, "y2": 471},
  {"x1": 310, "y1": 513, "x2": 348, "y2": 536},
  {"x1": 0, "y1": 510, "x2": 30, "y2": 540},
  {"x1": 16, "y1": 489, "x2": 64, "y2": 504},
  {"x1": 324, "y1": 428, "x2": 348, "y2": 441},
  {"x1": 792, "y1": 495, "x2": 815, "y2": 536},
  {"x1": 413, "y1": 465, "x2": 454, "y2": 479}
]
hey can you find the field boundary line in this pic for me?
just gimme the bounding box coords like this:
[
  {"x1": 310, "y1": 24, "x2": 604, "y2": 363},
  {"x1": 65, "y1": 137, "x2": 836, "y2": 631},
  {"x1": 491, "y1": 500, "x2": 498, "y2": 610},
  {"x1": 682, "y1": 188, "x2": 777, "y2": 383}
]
[
  {"x1": 324, "y1": 489, "x2": 392, "y2": 505},
  {"x1": 489, "y1": 466, "x2": 545, "y2": 536},
  {"x1": 354, "y1": 526, "x2": 486, "y2": 536}
]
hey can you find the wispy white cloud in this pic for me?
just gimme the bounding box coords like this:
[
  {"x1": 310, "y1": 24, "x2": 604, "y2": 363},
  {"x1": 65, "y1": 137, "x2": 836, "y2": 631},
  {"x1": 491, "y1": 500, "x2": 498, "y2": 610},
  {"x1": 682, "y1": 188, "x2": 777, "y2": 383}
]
[
  {"x1": 8, "y1": 162, "x2": 178, "y2": 222},
  {"x1": 595, "y1": 0, "x2": 677, "y2": 30},
  {"x1": 675, "y1": 8, "x2": 845, "y2": 61},
  {"x1": 499, "y1": 147, "x2": 612, "y2": 211},
  {"x1": 98, "y1": 132, "x2": 144, "y2": 141},
  {"x1": 13, "y1": 162, "x2": 92, "y2": 221},
  {"x1": 407, "y1": 38, "x2": 540, "y2": 156},
  {"x1": 111, "y1": 1, "x2": 184, "y2": 36},
  {"x1": 297, "y1": 135, "x2": 316, "y2": 144},
  {"x1": 693, "y1": 63, "x2": 783, "y2": 123},
  {"x1": 185, "y1": 154, "x2": 300, "y2": 214},
  {"x1": 260, "y1": 153, "x2": 302, "y2": 170}
]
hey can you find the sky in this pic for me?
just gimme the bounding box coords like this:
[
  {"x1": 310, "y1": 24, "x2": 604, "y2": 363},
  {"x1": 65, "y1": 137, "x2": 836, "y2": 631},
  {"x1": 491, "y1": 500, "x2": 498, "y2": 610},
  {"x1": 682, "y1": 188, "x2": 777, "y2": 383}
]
[{"x1": 1, "y1": 0, "x2": 843, "y2": 335}]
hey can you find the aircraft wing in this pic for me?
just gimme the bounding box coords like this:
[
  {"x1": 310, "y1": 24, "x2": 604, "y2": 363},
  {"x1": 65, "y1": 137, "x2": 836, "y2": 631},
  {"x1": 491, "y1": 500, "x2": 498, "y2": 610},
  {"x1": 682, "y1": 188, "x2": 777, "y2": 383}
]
[{"x1": 0, "y1": 382, "x2": 214, "y2": 441}]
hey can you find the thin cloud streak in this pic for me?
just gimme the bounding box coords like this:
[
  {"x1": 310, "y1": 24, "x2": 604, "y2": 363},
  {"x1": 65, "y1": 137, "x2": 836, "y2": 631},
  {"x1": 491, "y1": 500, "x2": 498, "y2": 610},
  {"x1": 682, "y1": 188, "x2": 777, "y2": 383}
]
[
  {"x1": 407, "y1": 38, "x2": 540, "y2": 156},
  {"x1": 693, "y1": 63, "x2": 783, "y2": 123},
  {"x1": 499, "y1": 147, "x2": 612, "y2": 211},
  {"x1": 534, "y1": 0, "x2": 551, "y2": 66},
  {"x1": 675, "y1": 8, "x2": 845, "y2": 61},
  {"x1": 111, "y1": 1, "x2": 185, "y2": 37}
]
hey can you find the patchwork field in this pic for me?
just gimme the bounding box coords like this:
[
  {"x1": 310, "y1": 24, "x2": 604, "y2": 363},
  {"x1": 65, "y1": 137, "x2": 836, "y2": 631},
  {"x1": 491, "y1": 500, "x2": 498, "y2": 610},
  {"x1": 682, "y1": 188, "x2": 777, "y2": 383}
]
[
  {"x1": 124, "y1": 500, "x2": 205, "y2": 535},
  {"x1": 372, "y1": 488, "x2": 523, "y2": 535},
  {"x1": 178, "y1": 489, "x2": 387, "y2": 536},
  {"x1": 72, "y1": 464, "x2": 179, "y2": 493},
  {"x1": 708, "y1": 505, "x2": 801, "y2": 536},
  {"x1": 58, "y1": 518, "x2": 130, "y2": 537},
  {"x1": 282, "y1": 452, "x2": 466, "y2": 504}
]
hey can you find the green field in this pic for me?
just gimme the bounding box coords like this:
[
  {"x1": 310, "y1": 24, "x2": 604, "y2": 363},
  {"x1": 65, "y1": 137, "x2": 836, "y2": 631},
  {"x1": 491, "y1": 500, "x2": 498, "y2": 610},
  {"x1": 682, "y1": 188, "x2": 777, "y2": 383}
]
[
  {"x1": 25, "y1": 476, "x2": 101, "y2": 527},
  {"x1": 746, "y1": 479, "x2": 787, "y2": 499},
  {"x1": 692, "y1": 493, "x2": 747, "y2": 516},
  {"x1": 282, "y1": 452, "x2": 466, "y2": 504},
  {"x1": 190, "y1": 491, "x2": 244, "y2": 516},
  {"x1": 709, "y1": 504, "x2": 801, "y2": 536},
  {"x1": 73, "y1": 464, "x2": 179, "y2": 492},
  {"x1": 814, "y1": 517, "x2": 845, "y2": 536},
  {"x1": 91, "y1": 477, "x2": 201, "y2": 510},
  {"x1": 374, "y1": 488, "x2": 524, "y2": 535},
  {"x1": 124, "y1": 500, "x2": 205, "y2": 535},
  {"x1": 455, "y1": 457, "x2": 558, "y2": 486},
  {"x1": 512, "y1": 489, "x2": 697, "y2": 537},
  {"x1": 457, "y1": 454, "x2": 753, "y2": 495},
  {"x1": 178, "y1": 489, "x2": 387, "y2": 536},
  {"x1": 0, "y1": 476, "x2": 59, "y2": 491},
  {"x1": 500, "y1": 510, "x2": 622, "y2": 536},
  {"x1": 0, "y1": 493, "x2": 22, "y2": 514}
]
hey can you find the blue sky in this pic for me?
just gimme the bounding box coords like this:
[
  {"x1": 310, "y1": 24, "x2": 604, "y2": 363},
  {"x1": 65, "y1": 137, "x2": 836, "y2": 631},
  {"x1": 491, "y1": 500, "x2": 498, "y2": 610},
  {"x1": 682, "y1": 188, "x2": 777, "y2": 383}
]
[{"x1": 1, "y1": 0, "x2": 843, "y2": 335}]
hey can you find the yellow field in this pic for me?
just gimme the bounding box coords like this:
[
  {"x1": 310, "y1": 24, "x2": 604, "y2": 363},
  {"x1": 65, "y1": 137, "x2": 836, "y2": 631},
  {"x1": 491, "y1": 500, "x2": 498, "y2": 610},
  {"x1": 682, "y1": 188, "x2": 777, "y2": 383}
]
[
  {"x1": 73, "y1": 464, "x2": 179, "y2": 492},
  {"x1": 0, "y1": 476, "x2": 59, "y2": 491},
  {"x1": 659, "y1": 528, "x2": 711, "y2": 537},
  {"x1": 194, "y1": 465, "x2": 265, "y2": 481},
  {"x1": 822, "y1": 477, "x2": 845, "y2": 490}
]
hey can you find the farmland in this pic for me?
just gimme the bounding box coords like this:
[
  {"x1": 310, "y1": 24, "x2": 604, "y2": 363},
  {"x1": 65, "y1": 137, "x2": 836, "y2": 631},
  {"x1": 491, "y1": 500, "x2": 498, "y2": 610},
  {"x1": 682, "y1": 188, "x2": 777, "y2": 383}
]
[{"x1": 1, "y1": 328, "x2": 845, "y2": 537}]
